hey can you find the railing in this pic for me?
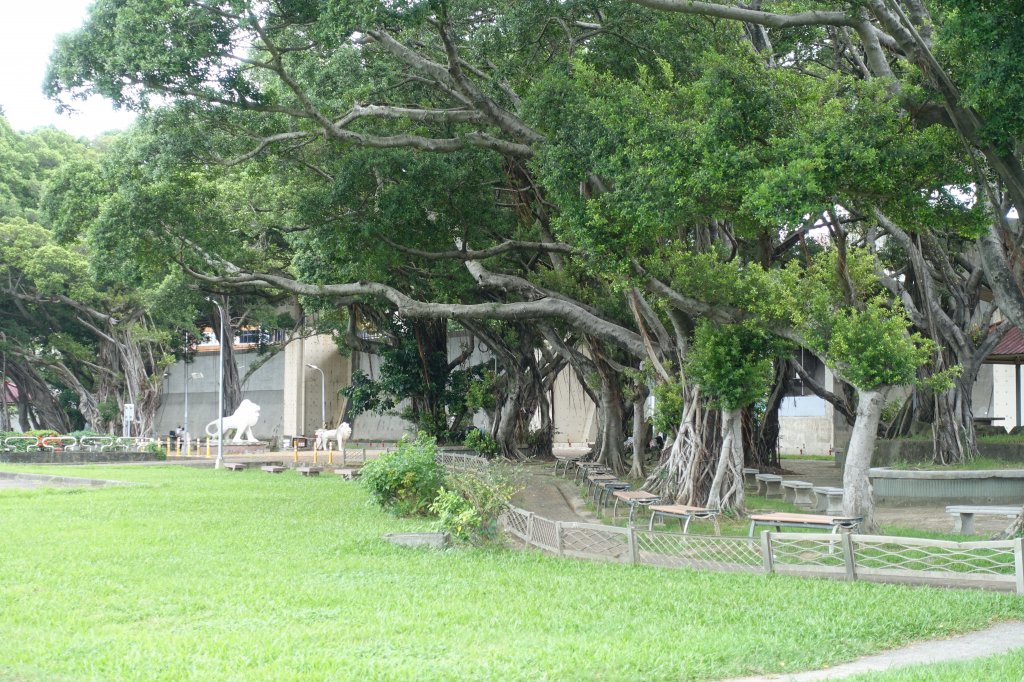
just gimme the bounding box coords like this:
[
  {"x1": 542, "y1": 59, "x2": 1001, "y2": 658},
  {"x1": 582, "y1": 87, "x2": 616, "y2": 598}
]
[
  {"x1": 501, "y1": 505, "x2": 1024, "y2": 594},
  {"x1": 435, "y1": 451, "x2": 489, "y2": 471}
]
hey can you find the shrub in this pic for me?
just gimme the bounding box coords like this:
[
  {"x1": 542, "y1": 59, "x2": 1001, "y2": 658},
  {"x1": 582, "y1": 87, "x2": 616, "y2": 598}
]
[
  {"x1": 360, "y1": 433, "x2": 445, "y2": 516},
  {"x1": 463, "y1": 429, "x2": 500, "y2": 458},
  {"x1": 430, "y1": 462, "x2": 523, "y2": 544},
  {"x1": 143, "y1": 441, "x2": 167, "y2": 460}
]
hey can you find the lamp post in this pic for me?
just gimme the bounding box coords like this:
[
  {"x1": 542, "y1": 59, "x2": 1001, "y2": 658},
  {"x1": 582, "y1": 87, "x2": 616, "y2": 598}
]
[
  {"x1": 183, "y1": 331, "x2": 189, "y2": 441},
  {"x1": 209, "y1": 298, "x2": 226, "y2": 469},
  {"x1": 306, "y1": 364, "x2": 326, "y2": 428}
]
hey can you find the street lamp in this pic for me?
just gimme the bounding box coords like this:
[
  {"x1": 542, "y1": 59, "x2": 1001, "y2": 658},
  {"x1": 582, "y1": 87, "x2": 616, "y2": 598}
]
[
  {"x1": 208, "y1": 298, "x2": 226, "y2": 468},
  {"x1": 306, "y1": 364, "x2": 326, "y2": 429}
]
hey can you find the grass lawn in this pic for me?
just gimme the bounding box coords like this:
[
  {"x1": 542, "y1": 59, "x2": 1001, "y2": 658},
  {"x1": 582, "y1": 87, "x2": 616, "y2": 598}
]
[
  {"x1": 849, "y1": 649, "x2": 1024, "y2": 681},
  {"x1": 1, "y1": 464, "x2": 1023, "y2": 682}
]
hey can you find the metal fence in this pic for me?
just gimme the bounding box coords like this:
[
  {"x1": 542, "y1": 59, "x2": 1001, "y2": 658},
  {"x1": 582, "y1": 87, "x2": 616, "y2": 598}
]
[
  {"x1": 435, "y1": 451, "x2": 490, "y2": 472},
  {"x1": 501, "y1": 505, "x2": 1024, "y2": 594}
]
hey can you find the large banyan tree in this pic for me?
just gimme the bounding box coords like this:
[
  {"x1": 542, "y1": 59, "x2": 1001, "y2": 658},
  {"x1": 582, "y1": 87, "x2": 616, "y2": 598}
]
[{"x1": 44, "y1": 1, "x2": 1024, "y2": 532}]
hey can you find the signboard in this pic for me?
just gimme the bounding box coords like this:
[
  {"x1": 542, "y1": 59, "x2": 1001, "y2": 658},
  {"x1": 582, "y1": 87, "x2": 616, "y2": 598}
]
[{"x1": 123, "y1": 403, "x2": 135, "y2": 437}]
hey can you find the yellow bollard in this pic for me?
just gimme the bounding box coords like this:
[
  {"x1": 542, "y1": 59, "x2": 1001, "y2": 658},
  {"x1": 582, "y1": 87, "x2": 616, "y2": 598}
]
[
  {"x1": 175, "y1": 438, "x2": 181, "y2": 457},
  {"x1": 328, "y1": 447, "x2": 333, "y2": 466},
  {"x1": 165, "y1": 437, "x2": 171, "y2": 456},
  {"x1": 313, "y1": 446, "x2": 318, "y2": 465},
  {"x1": 293, "y1": 444, "x2": 298, "y2": 464},
  {"x1": 185, "y1": 437, "x2": 191, "y2": 458},
  {"x1": 205, "y1": 438, "x2": 211, "y2": 458}
]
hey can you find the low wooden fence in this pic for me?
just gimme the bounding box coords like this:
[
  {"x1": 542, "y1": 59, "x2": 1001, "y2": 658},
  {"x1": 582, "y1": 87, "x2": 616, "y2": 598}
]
[{"x1": 501, "y1": 506, "x2": 1024, "y2": 594}]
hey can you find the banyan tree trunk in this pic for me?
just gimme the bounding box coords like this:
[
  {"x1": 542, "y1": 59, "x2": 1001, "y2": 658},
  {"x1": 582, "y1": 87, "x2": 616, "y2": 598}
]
[
  {"x1": 592, "y1": 355, "x2": 627, "y2": 475},
  {"x1": 643, "y1": 386, "x2": 722, "y2": 505},
  {"x1": 843, "y1": 387, "x2": 887, "y2": 532},
  {"x1": 630, "y1": 389, "x2": 649, "y2": 479},
  {"x1": 706, "y1": 407, "x2": 745, "y2": 513}
]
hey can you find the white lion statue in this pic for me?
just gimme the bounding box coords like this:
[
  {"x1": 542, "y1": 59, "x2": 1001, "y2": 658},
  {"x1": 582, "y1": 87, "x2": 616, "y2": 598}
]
[
  {"x1": 205, "y1": 399, "x2": 261, "y2": 443},
  {"x1": 315, "y1": 419, "x2": 352, "y2": 452}
]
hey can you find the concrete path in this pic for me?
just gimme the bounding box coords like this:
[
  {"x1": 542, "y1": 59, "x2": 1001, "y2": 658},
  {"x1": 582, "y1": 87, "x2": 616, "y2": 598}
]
[
  {"x1": 512, "y1": 467, "x2": 596, "y2": 523},
  {"x1": 720, "y1": 621, "x2": 1024, "y2": 681}
]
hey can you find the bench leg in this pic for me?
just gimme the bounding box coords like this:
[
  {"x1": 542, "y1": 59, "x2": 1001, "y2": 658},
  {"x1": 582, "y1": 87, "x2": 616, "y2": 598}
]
[
  {"x1": 649, "y1": 511, "x2": 660, "y2": 532},
  {"x1": 682, "y1": 515, "x2": 692, "y2": 534},
  {"x1": 960, "y1": 513, "x2": 975, "y2": 535}
]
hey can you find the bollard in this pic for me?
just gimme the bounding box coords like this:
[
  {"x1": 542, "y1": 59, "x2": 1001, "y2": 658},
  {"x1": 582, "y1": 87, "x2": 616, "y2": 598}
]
[
  {"x1": 313, "y1": 447, "x2": 318, "y2": 465},
  {"x1": 293, "y1": 444, "x2": 298, "y2": 464},
  {"x1": 186, "y1": 437, "x2": 191, "y2": 458},
  {"x1": 205, "y1": 438, "x2": 211, "y2": 458},
  {"x1": 175, "y1": 438, "x2": 181, "y2": 457},
  {"x1": 328, "y1": 448, "x2": 333, "y2": 466}
]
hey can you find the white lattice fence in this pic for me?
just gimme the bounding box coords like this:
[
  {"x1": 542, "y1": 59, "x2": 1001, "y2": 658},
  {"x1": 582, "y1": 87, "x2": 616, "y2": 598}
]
[
  {"x1": 849, "y1": 534, "x2": 1023, "y2": 591},
  {"x1": 500, "y1": 506, "x2": 1024, "y2": 593},
  {"x1": 636, "y1": 531, "x2": 762, "y2": 572},
  {"x1": 436, "y1": 452, "x2": 489, "y2": 472}
]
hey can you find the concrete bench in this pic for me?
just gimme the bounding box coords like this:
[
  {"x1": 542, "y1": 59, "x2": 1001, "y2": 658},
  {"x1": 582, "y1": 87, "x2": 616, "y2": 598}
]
[
  {"x1": 612, "y1": 490, "x2": 661, "y2": 526},
  {"x1": 261, "y1": 465, "x2": 286, "y2": 474},
  {"x1": 648, "y1": 504, "x2": 721, "y2": 535},
  {"x1": 755, "y1": 473, "x2": 783, "y2": 498},
  {"x1": 748, "y1": 512, "x2": 861, "y2": 536},
  {"x1": 812, "y1": 486, "x2": 845, "y2": 515},
  {"x1": 945, "y1": 505, "x2": 1021, "y2": 534},
  {"x1": 224, "y1": 462, "x2": 247, "y2": 472},
  {"x1": 333, "y1": 468, "x2": 360, "y2": 480},
  {"x1": 742, "y1": 468, "x2": 759, "y2": 490},
  {"x1": 297, "y1": 466, "x2": 322, "y2": 477},
  {"x1": 780, "y1": 480, "x2": 815, "y2": 507}
]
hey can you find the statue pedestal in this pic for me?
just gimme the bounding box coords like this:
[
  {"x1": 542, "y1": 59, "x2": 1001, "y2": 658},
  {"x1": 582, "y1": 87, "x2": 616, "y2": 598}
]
[{"x1": 212, "y1": 441, "x2": 270, "y2": 455}]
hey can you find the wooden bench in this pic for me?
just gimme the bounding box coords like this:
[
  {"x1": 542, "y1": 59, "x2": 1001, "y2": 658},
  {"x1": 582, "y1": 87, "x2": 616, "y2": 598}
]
[
  {"x1": 593, "y1": 479, "x2": 631, "y2": 508},
  {"x1": 754, "y1": 473, "x2": 783, "y2": 498},
  {"x1": 297, "y1": 466, "x2": 322, "y2": 477},
  {"x1": 945, "y1": 505, "x2": 1021, "y2": 534},
  {"x1": 742, "y1": 468, "x2": 759, "y2": 490},
  {"x1": 748, "y1": 512, "x2": 861, "y2": 536},
  {"x1": 812, "y1": 486, "x2": 844, "y2": 515},
  {"x1": 333, "y1": 468, "x2": 360, "y2": 480},
  {"x1": 553, "y1": 453, "x2": 585, "y2": 476},
  {"x1": 574, "y1": 461, "x2": 609, "y2": 483},
  {"x1": 611, "y1": 490, "x2": 661, "y2": 525},
  {"x1": 224, "y1": 462, "x2": 247, "y2": 472},
  {"x1": 261, "y1": 465, "x2": 286, "y2": 474},
  {"x1": 648, "y1": 504, "x2": 721, "y2": 535},
  {"x1": 780, "y1": 480, "x2": 815, "y2": 507}
]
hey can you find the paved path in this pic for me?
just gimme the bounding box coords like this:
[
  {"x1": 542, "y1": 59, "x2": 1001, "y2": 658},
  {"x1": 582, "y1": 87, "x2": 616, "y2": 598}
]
[{"x1": 720, "y1": 620, "x2": 1024, "y2": 681}]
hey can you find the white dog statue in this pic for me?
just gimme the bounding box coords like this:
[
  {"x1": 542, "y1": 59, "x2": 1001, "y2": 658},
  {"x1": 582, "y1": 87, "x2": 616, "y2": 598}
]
[
  {"x1": 315, "y1": 419, "x2": 352, "y2": 451},
  {"x1": 205, "y1": 399, "x2": 261, "y2": 443}
]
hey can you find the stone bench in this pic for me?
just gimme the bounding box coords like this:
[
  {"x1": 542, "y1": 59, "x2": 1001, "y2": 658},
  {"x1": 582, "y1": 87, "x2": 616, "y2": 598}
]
[
  {"x1": 297, "y1": 466, "x2": 322, "y2": 477},
  {"x1": 748, "y1": 512, "x2": 862, "y2": 536},
  {"x1": 648, "y1": 504, "x2": 721, "y2": 535},
  {"x1": 261, "y1": 465, "x2": 286, "y2": 474},
  {"x1": 334, "y1": 468, "x2": 360, "y2": 480},
  {"x1": 812, "y1": 486, "x2": 845, "y2": 515},
  {"x1": 755, "y1": 473, "x2": 783, "y2": 498},
  {"x1": 945, "y1": 505, "x2": 1021, "y2": 534},
  {"x1": 742, "y1": 468, "x2": 759, "y2": 490},
  {"x1": 781, "y1": 480, "x2": 815, "y2": 507},
  {"x1": 224, "y1": 462, "x2": 247, "y2": 472}
]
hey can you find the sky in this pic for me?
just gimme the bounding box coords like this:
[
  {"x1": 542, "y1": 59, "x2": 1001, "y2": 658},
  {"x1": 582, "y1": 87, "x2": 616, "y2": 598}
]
[{"x1": 1, "y1": 0, "x2": 136, "y2": 138}]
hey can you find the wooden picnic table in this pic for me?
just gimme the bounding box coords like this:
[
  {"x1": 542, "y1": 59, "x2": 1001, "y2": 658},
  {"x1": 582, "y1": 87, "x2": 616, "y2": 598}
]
[
  {"x1": 748, "y1": 512, "x2": 861, "y2": 536},
  {"x1": 648, "y1": 504, "x2": 721, "y2": 535}
]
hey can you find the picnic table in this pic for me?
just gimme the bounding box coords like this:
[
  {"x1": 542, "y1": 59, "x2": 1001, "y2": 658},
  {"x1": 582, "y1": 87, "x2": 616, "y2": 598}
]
[
  {"x1": 648, "y1": 504, "x2": 722, "y2": 535},
  {"x1": 748, "y1": 512, "x2": 862, "y2": 536}
]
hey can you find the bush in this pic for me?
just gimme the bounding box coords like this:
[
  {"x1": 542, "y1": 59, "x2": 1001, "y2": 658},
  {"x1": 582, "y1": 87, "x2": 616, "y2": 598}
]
[
  {"x1": 360, "y1": 433, "x2": 445, "y2": 516},
  {"x1": 463, "y1": 429, "x2": 500, "y2": 458},
  {"x1": 430, "y1": 462, "x2": 523, "y2": 544}
]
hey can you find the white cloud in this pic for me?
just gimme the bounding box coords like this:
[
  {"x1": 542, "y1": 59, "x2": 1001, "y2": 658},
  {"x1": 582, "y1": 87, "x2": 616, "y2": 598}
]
[{"x1": 0, "y1": 0, "x2": 136, "y2": 138}]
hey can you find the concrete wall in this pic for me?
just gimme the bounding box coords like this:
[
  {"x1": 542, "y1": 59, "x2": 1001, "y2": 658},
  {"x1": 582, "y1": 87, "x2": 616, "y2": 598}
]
[{"x1": 155, "y1": 350, "x2": 286, "y2": 441}]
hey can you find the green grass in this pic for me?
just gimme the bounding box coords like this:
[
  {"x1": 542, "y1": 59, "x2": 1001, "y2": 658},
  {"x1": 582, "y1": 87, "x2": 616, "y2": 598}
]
[
  {"x1": 1, "y1": 464, "x2": 1023, "y2": 682},
  {"x1": 848, "y1": 649, "x2": 1024, "y2": 681},
  {"x1": 781, "y1": 453, "x2": 835, "y2": 461},
  {"x1": 887, "y1": 456, "x2": 1024, "y2": 471}
]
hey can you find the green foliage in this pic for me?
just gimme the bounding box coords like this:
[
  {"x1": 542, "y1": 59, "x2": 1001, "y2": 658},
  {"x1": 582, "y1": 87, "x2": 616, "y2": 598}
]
[
  {"x1": 687, "y1": 321, "x2": 786, "y2": 410},
  {"x1": 463, "y1": 429, "x2": 500, "y2": 458},
  {"x1": 652, "y1": 379, "x2": 685, "y2": 435},
  {"x1": 430, "y1": 463, "x2": 523, "y2": 544},
  {"x1": 360, "y1": 433, "x2": 445, "y2": 516}
]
